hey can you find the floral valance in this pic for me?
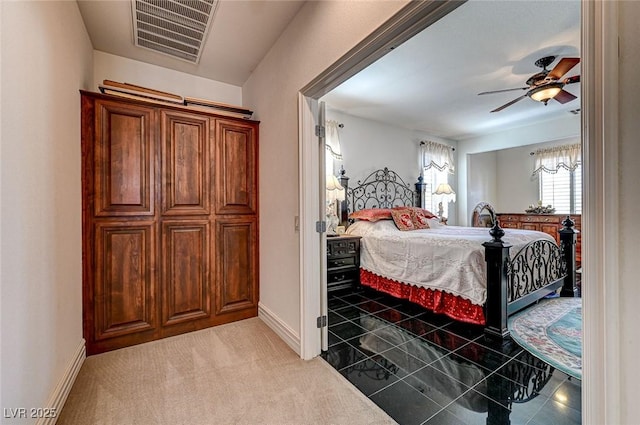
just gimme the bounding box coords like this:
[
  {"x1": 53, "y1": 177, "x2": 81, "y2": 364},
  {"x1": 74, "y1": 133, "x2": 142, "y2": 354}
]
[
  {"x1": 325, "y1": 120, "x2": 342, "y2": 161},
  {"x1": 421, "y1": 140, "x2": 455, "y2": 174},
  {"x1": 532, "y1": 143, "x2": 581, "y2": 176}
]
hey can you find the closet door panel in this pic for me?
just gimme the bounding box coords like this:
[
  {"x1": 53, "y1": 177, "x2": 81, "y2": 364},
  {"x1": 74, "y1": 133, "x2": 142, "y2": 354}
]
[
  {"x1": 161, "y1": 220, "x2": 211, "y2": 325},
  {"x1": 215, "y1": 120, "x2": 257, "y2": 214},
  {"x1": 215, "y1": 218, "x2": 258, "y2": 315},
  {"x1": 95, "y1": 101, "x2": 155, "y2": 216},
  {"x1": 161, "y1": 111, "x2": 211, "y2": 216},
  {"x1": 94, "y1": 222, "x2": 156, "y2": 340}
]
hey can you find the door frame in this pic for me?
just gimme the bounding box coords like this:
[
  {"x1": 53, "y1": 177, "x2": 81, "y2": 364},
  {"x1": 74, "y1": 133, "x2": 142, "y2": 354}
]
[{"x1": 298, "y1": 1, "x2": 619, "y2": 423}]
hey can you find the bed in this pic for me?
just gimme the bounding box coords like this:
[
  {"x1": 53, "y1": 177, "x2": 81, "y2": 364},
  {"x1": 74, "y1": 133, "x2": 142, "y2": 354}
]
[{"x1": 337, "y1": 167, "x2": 578, "y2": 339}]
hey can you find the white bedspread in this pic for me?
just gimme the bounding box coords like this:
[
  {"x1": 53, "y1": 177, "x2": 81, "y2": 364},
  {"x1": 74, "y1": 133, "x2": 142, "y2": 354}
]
[{"x1": 346, "y1": 220, "x2": 555, "y2": 306}]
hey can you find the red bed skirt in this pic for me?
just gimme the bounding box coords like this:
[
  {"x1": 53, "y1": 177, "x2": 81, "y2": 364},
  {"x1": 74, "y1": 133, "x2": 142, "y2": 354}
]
[{"x1": 360, "y1": 269, "x2": 486, "y2": 325}]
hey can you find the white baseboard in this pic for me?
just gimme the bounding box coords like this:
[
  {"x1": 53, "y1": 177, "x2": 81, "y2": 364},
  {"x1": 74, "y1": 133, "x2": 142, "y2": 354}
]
[
  {"x1": 38, "y1": 339, "x2": 86, "y2": 425},
  {"x1": 258, "y1": 302, "x2": 301, "y2": 356}
]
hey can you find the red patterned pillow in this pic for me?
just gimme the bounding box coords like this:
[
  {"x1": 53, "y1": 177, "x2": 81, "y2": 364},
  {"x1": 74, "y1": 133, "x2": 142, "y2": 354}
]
[
  {"x1": 391, "y1": 209, "x2": 415, "y2": 231},
  {"x1": 411, "y1": 209, "x2": 431, "y2": 229},
  {"x1": 349, "y1": 208, "x2": 393, "y2": 222},
  {"x1": 393, "y1": 206, "x2": 437, "y2": 219}
]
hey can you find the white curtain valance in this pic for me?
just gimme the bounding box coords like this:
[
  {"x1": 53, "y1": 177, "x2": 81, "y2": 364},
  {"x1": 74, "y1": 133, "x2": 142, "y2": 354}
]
[
  {"x1": 421, "y1": 140, "x2": 454, "y2": 174},
  {"x1": 532, "y1": 143, "x2": 581, "y2": 176},
  {"x1": 325, "y1": 120, "x2": 342, "y2": 161}
]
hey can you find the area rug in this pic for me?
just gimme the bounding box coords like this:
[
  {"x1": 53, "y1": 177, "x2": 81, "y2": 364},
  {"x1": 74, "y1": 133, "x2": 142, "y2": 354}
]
[{"x1": 508, "y1": 297, "x2": 582, "y2": 380}]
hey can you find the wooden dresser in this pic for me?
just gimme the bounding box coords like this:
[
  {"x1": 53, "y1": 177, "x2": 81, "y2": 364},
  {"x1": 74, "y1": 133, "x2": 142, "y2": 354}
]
[
  {"x1": 495, "y1": 213, "x2": 581, "y2": 265},
  {"x1": 326, "y1": 235, "x2": 361, "y2": 292}
]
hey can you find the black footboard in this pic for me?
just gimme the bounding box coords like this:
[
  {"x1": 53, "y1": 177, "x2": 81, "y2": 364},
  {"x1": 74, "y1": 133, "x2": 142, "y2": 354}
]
[{"x1": 483, "y1": 217, "x2": 578, "y2": 339}]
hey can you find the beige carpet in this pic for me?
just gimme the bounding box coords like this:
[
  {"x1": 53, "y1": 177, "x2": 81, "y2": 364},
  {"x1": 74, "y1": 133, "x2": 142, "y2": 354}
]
[{"x1": 58, "y1": 318, "x2": 395, "y2": 425}]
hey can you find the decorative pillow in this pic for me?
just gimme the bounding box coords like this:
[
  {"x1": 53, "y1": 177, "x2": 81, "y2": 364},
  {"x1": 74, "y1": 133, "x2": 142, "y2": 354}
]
[
  {"x1": 391, "y1": 209, "x2": 415, "y2": 231},
  {"x1": 393, "y1": 206, "x2": 437, "y2": 219},
  {"x1": 349, "y1": 208, "x2": 393, "y2": 222},
  {"x1": 411, "y1": 209, "x2": 431, "y2": 229}
]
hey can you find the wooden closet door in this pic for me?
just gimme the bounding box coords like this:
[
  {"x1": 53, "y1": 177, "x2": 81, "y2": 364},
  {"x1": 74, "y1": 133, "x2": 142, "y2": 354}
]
[
  {"x1": 160, "y1": 110, "x2": 214, "y2": 330},
  {"x1": 94, "y1": 100, "x2": 156, "y2": 216},
  {"x1": 84, "y1": 97, "x2": 159, "y2": 354},
  {"x1": 94, "y1": 222, "x2": 156, "y2": 341},
  {"x1": 161, "y1": 111, "x2": 211, "y2": 216},
  {"x1": 215, "y1": 218, "x2": 258, "y2": 316},
  {"x1": 215, "y1": 119, "x2": 257, "y2": 214}
]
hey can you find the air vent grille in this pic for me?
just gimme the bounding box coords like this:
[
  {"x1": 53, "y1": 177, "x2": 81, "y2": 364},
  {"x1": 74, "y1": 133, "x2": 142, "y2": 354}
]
[{"x1": 132, "y1": 0, "x2": 218, "y2": 63}]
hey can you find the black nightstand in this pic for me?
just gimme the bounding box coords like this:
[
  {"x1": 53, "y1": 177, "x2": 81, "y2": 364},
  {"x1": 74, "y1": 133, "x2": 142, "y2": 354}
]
[{"x1": 326, "y1": 235, "x2": 361, "y2": 292}]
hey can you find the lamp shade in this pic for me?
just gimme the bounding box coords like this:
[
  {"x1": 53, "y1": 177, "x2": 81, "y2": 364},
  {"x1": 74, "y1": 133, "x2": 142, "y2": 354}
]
[
  {"x1": 433, "y1": 183, "x2": 456, "y2": 203},
  {"x1": 529, "y1": 83, "x2": 563, "y2": 103},
  {"x1": 326, "y1": 175, "x2": 345, "y2": 202}
]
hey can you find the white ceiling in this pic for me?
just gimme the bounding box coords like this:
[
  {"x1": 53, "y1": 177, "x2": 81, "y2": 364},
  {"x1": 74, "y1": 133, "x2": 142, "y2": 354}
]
[
  {"x1": 322, "y1": 0, "x2": 581, "y2": 140},
  {"x1": 77, "y1": 0, "x2": 580, "y2": 141},
  {"x1": 77, "y1": 0, "x2": 306, "y2": 86}
]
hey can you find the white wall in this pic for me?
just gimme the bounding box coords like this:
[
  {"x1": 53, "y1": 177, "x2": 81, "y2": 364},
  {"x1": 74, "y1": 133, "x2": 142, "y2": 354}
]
[
  {"x1": 467, "y1": 151, "x2": 497, "y2": 221},
  {"x1": 243, "y1": 0, "x2": 409, "y2": 341},
  {"x1": 93, "y1": 51, "x2": 242, "y2": 105},
  {"x1": 456, "y1": 114, "x2": 580, "y2": 225},
  {"x1": 326, "y1": 109, "x2": 458, "y2": 222},
  {"x1": 618, "y1": 2, "x2": 640, "y2": 421},
  {"x1": 467, "y1": 137, "x2": 580, "y2": 214},
  {"x1": 0, "y1": 1, "x2": 93, "y2": 421}
]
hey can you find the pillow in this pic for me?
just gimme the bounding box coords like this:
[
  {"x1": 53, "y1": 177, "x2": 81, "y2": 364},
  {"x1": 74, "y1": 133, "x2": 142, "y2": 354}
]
[
  {"x1": 411, "y1": 209, "x2": 431, "y2": 229},
  {"x1": 349, "y1": 208, "x2": 393, "y2": 222},
  {"x1": 390, "y1": 209, "x2": 415, "y2": 231},
  {"x1": 426, "y1": 217, "x2": 444, "y2": 229},
  {"x1": 392, "y1": 206, "x2": 437, "y2": 219}
]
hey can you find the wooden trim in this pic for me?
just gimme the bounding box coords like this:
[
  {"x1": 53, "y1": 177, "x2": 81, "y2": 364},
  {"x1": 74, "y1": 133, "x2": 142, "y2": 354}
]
[{"x1": 581, "y1": 1, "x2": 620, "y2": 423}]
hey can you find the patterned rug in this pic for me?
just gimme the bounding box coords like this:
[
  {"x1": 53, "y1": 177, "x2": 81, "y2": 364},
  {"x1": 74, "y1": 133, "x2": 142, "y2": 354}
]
[{"x1": 508, "y1": 297, "x2": 582, "y2": 380}]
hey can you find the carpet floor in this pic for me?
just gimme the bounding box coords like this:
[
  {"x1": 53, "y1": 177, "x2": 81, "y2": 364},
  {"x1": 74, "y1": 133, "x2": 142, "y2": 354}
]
[{"x1": 58, "y1": 318, "x2": 395, "y2": 425}]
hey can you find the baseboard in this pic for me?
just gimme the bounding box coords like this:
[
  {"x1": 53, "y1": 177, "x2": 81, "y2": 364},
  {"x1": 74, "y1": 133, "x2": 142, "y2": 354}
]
[
  {"x1": 258, "y1": 302, "x2": 301, "y2": 356},
  {"x1": 37, "y1": 339, "x2": 86, "y2": 425}
]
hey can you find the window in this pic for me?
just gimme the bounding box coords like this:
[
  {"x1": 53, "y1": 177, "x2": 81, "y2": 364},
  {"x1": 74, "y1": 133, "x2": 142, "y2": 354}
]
[
  {"x1": 420, "y1": 140, "x2": 455, "y2": 219},
  {"x1": 539, "y1": 164, "x2": 582, "y2": 214},
  {"x1": 423, "y1": 167, "x2": 450, "y2": 217}
]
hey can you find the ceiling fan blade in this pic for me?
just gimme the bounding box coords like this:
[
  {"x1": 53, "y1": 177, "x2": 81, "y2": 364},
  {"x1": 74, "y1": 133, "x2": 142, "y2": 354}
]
[
  {"x1": 548, "y1": 58, "x2": 580, "y2": 80},
  {"x1": 478, "y1": 87, "x2": 528, "y2": 96},
  {"x1": 490, "y1": 95, "x2": 527, "y2": 113},
  {"x1": 553, "y1": 89, "x2": 578, "y2": 104},
  {"x1": 563, "y1": 75, "x2": 581, "y2": 85}
]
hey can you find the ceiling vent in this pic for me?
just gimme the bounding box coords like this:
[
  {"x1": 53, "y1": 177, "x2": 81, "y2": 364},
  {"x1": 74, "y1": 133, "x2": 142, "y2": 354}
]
[{"x1": 131, "y1": 0, "x2": 219, "y2": 64}]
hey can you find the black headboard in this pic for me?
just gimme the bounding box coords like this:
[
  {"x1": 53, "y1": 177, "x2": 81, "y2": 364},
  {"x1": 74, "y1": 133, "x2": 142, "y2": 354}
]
[{"x1": 338, "y1": 167, "x2": 426, "y2": 226}]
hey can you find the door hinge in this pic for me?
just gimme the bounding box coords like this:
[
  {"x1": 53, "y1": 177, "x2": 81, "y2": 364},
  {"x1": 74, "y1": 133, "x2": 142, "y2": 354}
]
[
  {"x1": 315, "y1": 124, "x2": 325, "y2": 138},
  {"x1": 317, "y1": 315, "x2": 327, "y2": 328},
  {"x1": 315, "y1": 220, "x2": 326, "y2": 233}
]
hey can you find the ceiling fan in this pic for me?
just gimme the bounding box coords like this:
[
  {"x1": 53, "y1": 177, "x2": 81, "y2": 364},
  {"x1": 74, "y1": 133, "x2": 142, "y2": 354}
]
[{"x1": 479, "y1": 56, "x2": 580, "y2": 113}]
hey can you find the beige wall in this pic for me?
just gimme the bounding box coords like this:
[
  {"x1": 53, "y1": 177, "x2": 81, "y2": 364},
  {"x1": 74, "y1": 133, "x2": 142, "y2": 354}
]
[
  {"x1": 243, "y1": 0, "x2": 409, "y2": 337},
  {"x1": 618, "y1": 1, "x2": 640, "y2": 422},
  {"x1": 0, "y1": 0, "x2": 93, "y2": 419},
  {"x1": 93, "y1": 51, "x2": 242, "y2": 105}
]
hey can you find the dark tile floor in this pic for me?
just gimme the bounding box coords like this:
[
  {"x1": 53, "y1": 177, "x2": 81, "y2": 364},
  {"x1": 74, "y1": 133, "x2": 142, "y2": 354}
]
[{"x1": 321, "y1": 288, "x2": 581, "y2": 425}]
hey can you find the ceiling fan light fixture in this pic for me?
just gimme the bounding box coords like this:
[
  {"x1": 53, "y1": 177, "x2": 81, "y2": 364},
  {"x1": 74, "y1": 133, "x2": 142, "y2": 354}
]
[{"x1": 529, "y1": 83, "x2": 563, "y2": 103}]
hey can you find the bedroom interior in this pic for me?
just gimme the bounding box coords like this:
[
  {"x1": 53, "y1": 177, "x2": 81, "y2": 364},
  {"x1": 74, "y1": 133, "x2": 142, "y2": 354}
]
[
  {"x1": 4, "y1": 1, "x2": 634, "y2": 424},
  {"x1": 318, "y1": 0, "x2": 583, "y2": 423}
]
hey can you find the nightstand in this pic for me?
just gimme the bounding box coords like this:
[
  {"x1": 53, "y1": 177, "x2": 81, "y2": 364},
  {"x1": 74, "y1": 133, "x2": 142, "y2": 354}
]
[{"x1": 326, "y1": 235, "x2": 361, "y2": 292}]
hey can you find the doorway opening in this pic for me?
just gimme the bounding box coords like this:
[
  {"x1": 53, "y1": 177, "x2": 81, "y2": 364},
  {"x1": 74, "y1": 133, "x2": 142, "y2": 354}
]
[{"x1": 298, "y1": 0, "x2": 618, "y2": 423}]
